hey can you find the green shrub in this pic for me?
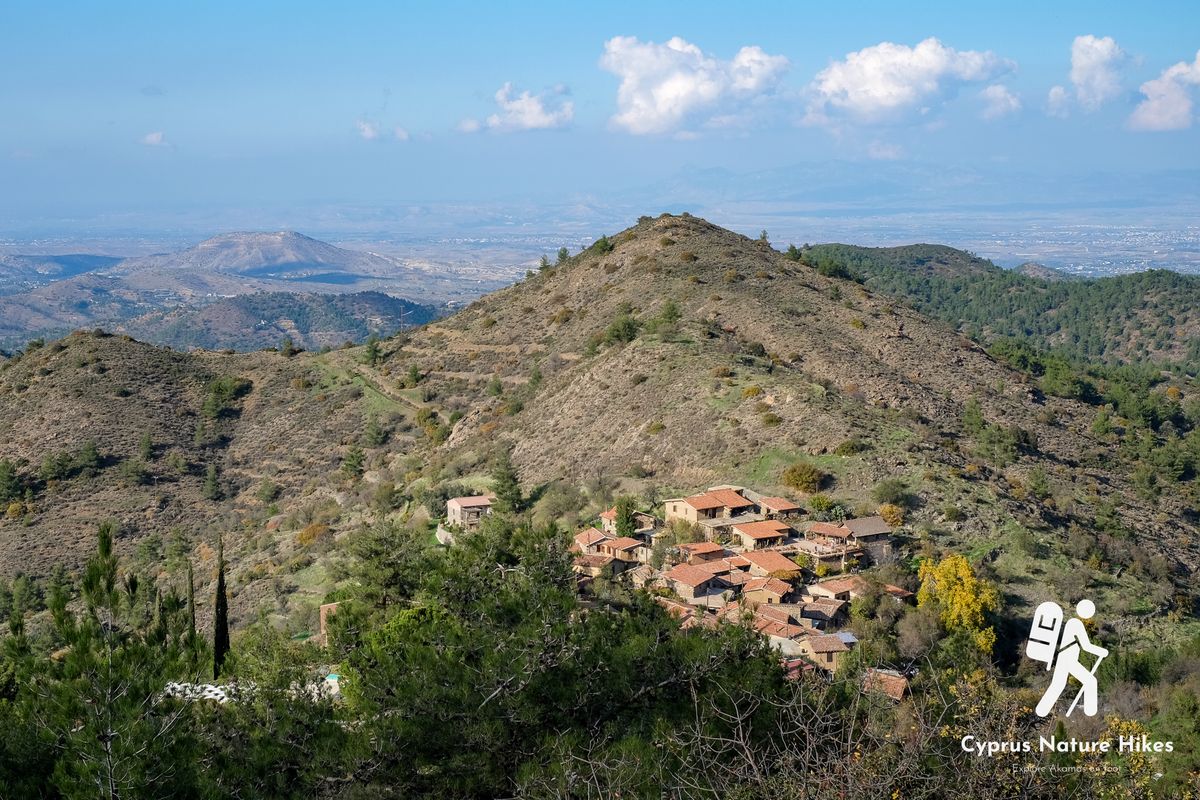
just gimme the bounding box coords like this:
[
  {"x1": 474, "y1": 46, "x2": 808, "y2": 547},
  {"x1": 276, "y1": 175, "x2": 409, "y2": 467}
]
[{"x1": 782, "y1": 461, "x2": 828, "y2": 493}]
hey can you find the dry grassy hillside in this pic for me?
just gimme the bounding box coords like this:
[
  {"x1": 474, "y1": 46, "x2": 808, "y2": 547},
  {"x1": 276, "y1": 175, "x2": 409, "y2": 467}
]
[
  {"x1": 385, "y1": 214, "x2": 1197, "y2": 604},
  {"x1": 1, "y1": 214, "x2": 1195, "y2": 637}
]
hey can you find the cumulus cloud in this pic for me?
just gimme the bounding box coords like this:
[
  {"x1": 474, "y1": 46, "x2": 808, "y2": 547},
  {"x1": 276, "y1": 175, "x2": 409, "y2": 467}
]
[
  {"x1": 599, "y1": 35, "x2": 788, "y2": 134},
  {"x1": 356, "y1": 119, "x2": 380, "y2": 140},
  {"x1": 139, "y1": 131, "x2": 168, "y2": 147},
  {"x1": 1070, "y1": 35, "x2": 1126, "y2": 111},
  {"x1": 1046, "y1": 85, "x2": 1070, "y2": 118},
  {"x1": 479, "y1": 82, "x2": 573, "y2": 131},
  {"x1": 980, "y1": 84, "x2": 1021, "y2": 119},
  {"x1": 1045, "y1": 35, "x2": 1126, "y2": 117},
  {"x1": 805, "y1": 37, "x2": 1013, "y2": 125},
  {"x1": 1129, "y1": 50, "x2": 1200, "y2": 131},
  {"x1": 393, "y1": 127, "x2": 410, "y2": 142},
  {"x1": 457, "y1": 118, "x2": 482, "y2": 134}
]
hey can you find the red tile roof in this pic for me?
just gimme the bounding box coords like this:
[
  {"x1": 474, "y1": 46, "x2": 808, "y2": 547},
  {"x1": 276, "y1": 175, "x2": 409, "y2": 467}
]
[
  {"x1": 807, "y1": 634, "x2": 850, "y2": 654},
  {"x1": 733, "y1": 519, "x2": 792, "y2": 539},
  {"x1": 680, "y1": 541, "x2": 725, "y2": 555},
  {"x1": 602, "y1": 536, "x2": 644, "y2": 551},
  {"x1": 864, "y1": 668, "x2": 909, "y2": 701},
  {"x1": 754, "y1": 618, "x2": 809, "y2": 639},
  {"x1": 807, "y1": 521, "x2": 851, "y2": 538},
  {"x1": 665, "y1": 563, "x2": 718, "y2": 588},
  {"x1": 572, "y1": 527, "x2": 611, "y2": 550},
  {"x1": 745, "y1": 577, "x2": 792, "y2": 596},
  {"x1": 705, "y1": 488, "x2": 756, "y2": 509},
  {"x1": 742, "y1": 550, "x2": 801, "y2": 575},
  {"x1": 759, "y1": 496, "x2": 802, "y2": 512},
  {"x1": 683, "y1": 493, "x2": 726, "y2": 511},
  {"x1": 814, "y1": 576, "x2": 867, "y2": 596},
  {"x1": 449, "y1": 495, "x2": 494, "y2": 508},
  {"x1": 599, "y1": 507, "x2": 617, "y2": 521}
]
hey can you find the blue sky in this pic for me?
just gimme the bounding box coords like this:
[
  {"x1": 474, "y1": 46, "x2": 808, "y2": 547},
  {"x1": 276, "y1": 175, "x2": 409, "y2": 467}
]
[{"x1": 2, "y1": 1, "x2": 1199, "y2": 234}]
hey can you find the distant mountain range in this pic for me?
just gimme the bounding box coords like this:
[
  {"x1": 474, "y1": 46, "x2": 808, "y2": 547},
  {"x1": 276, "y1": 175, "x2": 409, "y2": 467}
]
[
  {"x1": 121, "y1": 290, "x2": 437, "y2": 351},
  {"x1": 0, "y1": 231, "x2": 496, "y2": 350}
]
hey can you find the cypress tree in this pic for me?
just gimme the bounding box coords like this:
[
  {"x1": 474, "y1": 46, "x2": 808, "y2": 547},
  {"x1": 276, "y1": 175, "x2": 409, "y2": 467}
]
[
  {"x1": 212, "y1": 537, "x2": 229, "y2": 679},
  {"x1": 615, "y1": 495, "x2": 637, "y2": 539},
  {"x1": 186, "y1": 559, "x2": 196, "y2": 642}
]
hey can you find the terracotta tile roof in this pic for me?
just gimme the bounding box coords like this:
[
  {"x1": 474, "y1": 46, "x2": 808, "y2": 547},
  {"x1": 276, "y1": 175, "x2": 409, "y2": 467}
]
[
  {"x1": 745, "y1": 577, "x2": 792, "y2": 596},
  {"x1": 680, "y1": 541, "x2": 725, "y2": 555},
  {"x1": 666, "y1": 563, "x2": 718, "y2": 588},
  {"x1": 599, "y1": 507, "x2": 617, "y2": 521},
  {"x1": 755, "y1": 604, "x2": 796, "y2": 624},
  {"x1": 694, "y1": 559, "x2": 737, "y2": 576},
  {"x1": 719, "y1": 570, "x2": 753, "y2": 587},
  {"x1": 884, "y1": 584, "x2": 915, "y2": 600},
  {"x1": 754, "y1": 618, "x2": 808, "y2": 639},
  {"x1": 864, "y1": 668, "x2": 909, "y2": 701},
  {"x1": 759, "y1": 496, "x2": 802, "y2": 512},
  {"x1": 844, "y1": 516, "x2": 893, "y2": 537},
  {"x1": 807, "y1": 521, "x2": 851, "y2": 538},
  {"x1": 705, "y1": 488, "x2": 756, "y2": 509},
  {"x1": 602, "y1": 536, "x2": 644, "y2": 551},
  {"x1": 742, "y1": 550, "x2": 801, "y2": 575},
  {"x1": 449, "y1": 495, "x2": 494, "y2": 508},
  {"x1": 733, "y1": 519, "x2": 792, "y2": 539},
  {"x1": 807, "y1": 634, "x2": 850, "y2": 654},
  {"x1": 812, "y1": 576, "x2": 864, "y2": 596},
  {"x1": 783, "y1": 657, "x2": 817, "y2": 680},
  {"x1": 683, "y1": 493, "x2": 726, "y2": 511},
  {"x1": 572, "y1": 527, "x2": 611, "y2": 550}
]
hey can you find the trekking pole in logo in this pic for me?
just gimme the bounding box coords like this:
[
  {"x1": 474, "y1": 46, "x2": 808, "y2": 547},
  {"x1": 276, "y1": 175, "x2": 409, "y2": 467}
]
[{"x1": 1027, "y1": 599, "x2": 1108, "y2": 718}]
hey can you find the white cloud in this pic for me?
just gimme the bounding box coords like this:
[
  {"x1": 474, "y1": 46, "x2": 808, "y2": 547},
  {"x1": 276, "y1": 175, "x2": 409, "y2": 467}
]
[
  {"x1": 1046, "y1": 85, "x2": 1070, "y2": 118},
  {"x1": 356, "y1": 119, "x2": 380, "y2": 140},
  {"x1": 1070, "y1": 35, "x2": 1126, "y2": 111},
  {"x1": 1129, "y1": 50, "x2": 1200, "y2": 131},
  {"x1": 393, "y1": 127, "x2": 410, "y2": 142},
  {"x1": 805, "y1": 37, "x2": 1013, "y2": 125},
  {"x1": 483, "y1": 82, "x2": 573, "y2": 131},
  {"x1": 980, "y1": 84, "x2": 1021, "y2": 120},
  {"x1": 599, "y1": 35, "x2": 788, "y2": 135},
  {"x1": 139, "y1": 131, "x2": 167, "y2": 147},
  {"x1": 457, "y1": 118, "x2": 482, "y2": 133}
]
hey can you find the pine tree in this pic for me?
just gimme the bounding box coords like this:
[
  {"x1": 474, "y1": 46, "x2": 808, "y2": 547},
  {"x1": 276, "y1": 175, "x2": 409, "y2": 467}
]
[
  {"x1": 556, "y1": 246, "x2": 569, "y2": 265},
  {"x1": 490, "y1": 449, "x2": 523, "y2": 515},
  {"x1": 213, "y1": 537, "x2": 230, "y2": 680},
  {"x1": 363, "y1": 334, "x2": 382, "y2": 366},
  {"x1": 139, "y1": 432, "x2": 153, "y2": 462},
  {"x1": 203, "y1": 463, "x2": 222, "y2": 501}
]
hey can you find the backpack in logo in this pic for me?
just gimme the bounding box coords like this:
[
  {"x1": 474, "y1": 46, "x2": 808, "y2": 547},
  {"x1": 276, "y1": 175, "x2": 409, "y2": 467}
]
[{"x1": 1026, "y1": 601, "x2": 1063, "y2": 670}]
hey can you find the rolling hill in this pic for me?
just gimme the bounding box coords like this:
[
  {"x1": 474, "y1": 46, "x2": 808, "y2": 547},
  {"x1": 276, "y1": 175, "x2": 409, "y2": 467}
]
[
  {"x1": 801, "y1": 242, "x2": 1200, "y2": 369},
  {"x1": 0, "y1": 232, "x2": 485, "y2": 350},
  {"x1": 0, "y1": 215, "x2": 1196, "y2": 636},
  {"x1": 119, "y1": 290, "x2": 439, "y2": 351}
]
